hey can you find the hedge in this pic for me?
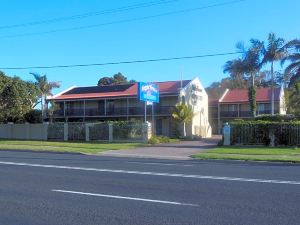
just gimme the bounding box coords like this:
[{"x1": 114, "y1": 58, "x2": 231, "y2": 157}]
[{"x1": 229, "y1": 120, "x2": 300, "y2": 146}]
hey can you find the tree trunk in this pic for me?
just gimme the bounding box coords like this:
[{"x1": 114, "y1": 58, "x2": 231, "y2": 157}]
[
  {"x1": 183, "y1": 122, "x2": 186, "y2": 137},
  {"x1": 271, "y1": 61, "x2": 275, "y2": 115}
]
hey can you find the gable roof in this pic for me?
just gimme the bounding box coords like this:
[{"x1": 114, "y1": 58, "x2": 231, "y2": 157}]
[
  {"x1": 50, "y1": 80, "x2": 191, "y2": 101},
  {"x1": 220, "y1": 87, "x2": 281, "y2": 103}
]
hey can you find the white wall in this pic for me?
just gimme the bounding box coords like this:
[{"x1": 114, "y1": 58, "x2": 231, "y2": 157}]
[{"x1": 180, "y1": 77, "x2": 212, "y2": 138}]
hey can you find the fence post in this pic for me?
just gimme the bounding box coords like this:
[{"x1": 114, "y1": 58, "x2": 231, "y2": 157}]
[
  {"x1": 223, "y1": 123, "x2": 231, "y2": 146},
  {"x1": 143, "y1": 122, "x2": 151, "y2": 143},
  {"x1": 85, "y1": 123, "x2": 90, "y2": 142},
  {"x1": 8, "y1": 122, "x2": 14, "y2": 139},
  {"x1": 108, "y1": 123, "x2": 113, "y2": 142},
  {"x1": 64, "y1": 123, "x2": 68, "y2": 141}
]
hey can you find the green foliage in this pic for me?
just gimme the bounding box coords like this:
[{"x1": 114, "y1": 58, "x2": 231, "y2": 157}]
[
  {"x1": 148, "y1": 135, "x2": 170, "y2": 145},
  {"x1": 286, "y1": 82, "x2": 300, "y2": 115},
  {"x1": 0, "y1": 74, "x2": 40, "y2": 123},
  {"x1": 229, "y1": 120, "x2": 300, "y2": 146},
  {"x1": 24, "y1": 109, "x2": 42, "y2": 123},
  {"x1": 248, "y1": 85, "x2": 256, "y2": 117},
  {"x1": 112, "y1": 121, "x2": 143, "y2": 140},
  {"x1": 31, "y1": 72, "x2": 60, "y2": 120},
  {"x1": 172, "y1": 103, "x2": 194, "y2": 124},
  {"x1": 255, "y1": 114, "x2": 298, "y2": 122},
  {"x1": 97, "y1": 72, "x2": 135, "y2": 86}
]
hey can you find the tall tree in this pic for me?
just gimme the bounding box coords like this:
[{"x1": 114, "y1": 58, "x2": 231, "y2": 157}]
[
  {"x1": 172, "y1": 103, "x2": 194, "y2": 137},
  {"x1": 223, "y1": 58, "x2": 248, "y2": 88},
  {"x1": 0, "y1": 76, "x2": 39, "y2": 123},
  {"x1": 282, "y1": 39, "x2": 300, "y2": 87},
  {"x1": 244, "y1": 40, "x2": 264, "y2": 117},
  {"x1": 223, "y1": 40, "x2": 262, "y2": 117},
  {"x1": 31, "y1": 73, "x2": 60, "y2": 120},
  {"x1": 97, "y1": 73, "x2": 135, "y2": 86},
  {"x1": 261, "y1": 33, "x2": 286, "y2": 115}
]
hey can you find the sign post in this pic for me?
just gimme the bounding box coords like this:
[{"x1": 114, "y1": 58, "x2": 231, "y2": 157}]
[{"x1": 138, "y1": 82, "x2": 159, "y2": 134}]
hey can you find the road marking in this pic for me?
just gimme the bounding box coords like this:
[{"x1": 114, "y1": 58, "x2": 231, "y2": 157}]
[
  {"x1": 52, "y1": 189, "x2": 198, "y2": 207},
  {"x1": 128, "y1": 162, "x2": 193, "y2": 167},
  {"x1": 1, "y1": 161, "x2": 300, "y2": 185}
]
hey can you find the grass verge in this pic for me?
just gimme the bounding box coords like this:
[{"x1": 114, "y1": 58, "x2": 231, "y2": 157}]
[
  {"x1": 0, "y1": 140, "x2": 146, "y2": 154},
  {"x1": 193, "y1": 146, "x2": 300, "y2": 163}
]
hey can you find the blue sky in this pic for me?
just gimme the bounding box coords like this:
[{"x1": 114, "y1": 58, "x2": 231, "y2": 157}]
[{"x1": 0, "y1": 0, "x2": 299, "y2": 94}]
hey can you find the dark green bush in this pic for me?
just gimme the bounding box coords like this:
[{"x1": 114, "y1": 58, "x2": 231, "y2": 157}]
[
  {"x1": 229, "y1": 120, "x2": 300, "y2": 146},
  {"x1": 24, "y1": 109, "x2": 42, "y2": 123},
  {"x1": 254, "y1": 114, "x2": 299, "y2": 122}
]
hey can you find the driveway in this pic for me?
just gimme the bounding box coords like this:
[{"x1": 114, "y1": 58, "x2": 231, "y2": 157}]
[{"x1": 100, "y1": 135, "x2": 221, "y2": 160}]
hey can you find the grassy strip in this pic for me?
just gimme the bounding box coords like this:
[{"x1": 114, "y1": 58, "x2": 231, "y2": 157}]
[
  {"x1": 193, "y1": 147, "x2": 300, "y2": 163},
  {"x1": 208, "y1": 147, "x2": 300, "y2": 156},
  {"x1": 0, "y1": 140, "x2": 145, "y2": 154}
]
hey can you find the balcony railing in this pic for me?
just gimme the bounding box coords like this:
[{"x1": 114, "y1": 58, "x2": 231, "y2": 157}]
[
  {"x1": 51, "y1": 106, "x2": 175, "y2": 117},
  {"x1": 220, "y1": 111, "x2": 239, "y2": 117},
  {"x1": 219, "y1": 110, "x2": 280, "y2": 118}
]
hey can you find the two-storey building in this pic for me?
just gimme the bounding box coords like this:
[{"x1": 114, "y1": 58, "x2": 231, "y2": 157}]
[
  {"x1": 48, "y1": 77, "x2": 211, "y2": 138},
  {"x1": 209, "y1": 87, "x2": 286, "y2": 134}
]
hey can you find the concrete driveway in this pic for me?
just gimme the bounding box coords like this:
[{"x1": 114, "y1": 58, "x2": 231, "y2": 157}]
[{"x1": 100, "y1": 135, "x2": 221, "y2": 160}]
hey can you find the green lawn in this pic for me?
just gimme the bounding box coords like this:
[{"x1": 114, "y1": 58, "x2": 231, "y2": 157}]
[
  {"x1": 193, "y1": 146, "x2": 300, "y2": 163},
  {"x1": 0, "y1": 140, "x2": 145, "y2": 154}
]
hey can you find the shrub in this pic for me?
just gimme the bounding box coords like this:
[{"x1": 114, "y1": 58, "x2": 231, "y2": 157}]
[
  {"x1": 148, "y1": 135, "x2": 170, "y2": 144},
  {"x1": 254, "y1": 114, "x2": 299, "y2": 122},
  {"x1": 24, "y1": 109, "x2": 42, "y2": 123},
  {"x1": 228, "y1": 120, "x2": 300, "y2": 146}
]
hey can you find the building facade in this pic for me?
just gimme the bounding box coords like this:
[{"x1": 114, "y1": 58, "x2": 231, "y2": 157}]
[
  {"x1": 209, "y1": 87, "x2": 286, "y2": 134},
  {"x1": 48, "y1": 78, "x2": 211, "y2": 138}
]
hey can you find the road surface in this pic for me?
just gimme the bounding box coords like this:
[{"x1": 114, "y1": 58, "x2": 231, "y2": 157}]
[{"x1": 0, "y1": 150, "x2": 299, "y2": 225}]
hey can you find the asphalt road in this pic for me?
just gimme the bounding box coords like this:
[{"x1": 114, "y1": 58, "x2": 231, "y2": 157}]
[{"x1": 0, "y1": 151, "x2": 299, "y2": 225}]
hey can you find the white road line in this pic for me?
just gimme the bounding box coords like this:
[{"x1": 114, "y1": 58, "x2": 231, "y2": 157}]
[
  {"x1": 1, "y1": 161, "x2": 300, "y2": 185},
  {"x1": 128, "y1": 162, "x2": 193, "y2": 167},
  {"x1": 52, "y1": 189, "x2": 198, "y2": 207}
]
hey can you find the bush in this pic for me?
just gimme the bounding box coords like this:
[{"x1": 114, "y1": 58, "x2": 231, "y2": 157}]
[
  {"x1": 24, "y1": 109, "x2": 42, "y2": 123},
  {"x1": 254, "y1": 114, "x2": 299, "y2": 122},
  {"x1": 229, "y1": 120, "x2": 300, "y2": 146},
  {"x1": 148, "y1": 135, "x2": 170, "y2": 145}
]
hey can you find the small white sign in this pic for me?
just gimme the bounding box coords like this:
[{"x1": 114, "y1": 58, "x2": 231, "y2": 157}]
[{"x1": 146, "y1": 101, "x2": 153, "y2": 105}]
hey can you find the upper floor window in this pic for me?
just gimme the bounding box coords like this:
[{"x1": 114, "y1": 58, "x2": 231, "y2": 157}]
[{"x1": 228, "y1": 104, "x2": 237, "y2": 112}]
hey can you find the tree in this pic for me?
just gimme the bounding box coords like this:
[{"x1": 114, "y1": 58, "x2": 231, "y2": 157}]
[
  {"x1": 223, "y1": 58, "x2": 248, "y2": 88},
  {"x1": 172, "y1": 103, "x2": 194, "y2": 137},
  {"x1": 31, "y1": 72, "x2": 60, "y2": 120},
  {"x1": 223, "y1": 40, "x2": 263, "y2": 117},
  {"x1": 97, "y1": 72, "x2": 135, "y2": 86},
  {"x1": 282, "y1": 39, "x2": 300, "y2": 87},
  {"x1": 0, "y1": 76, "x2": 39, "y2": 123},
  {"x1": 97, "y1": 77, "x2": 113, "y2": 86},
  {"x1": 243, "y1": 40, "x2": 264, "y2": 117},
  {"x1": 286, "y1": 82, "x2": 300, "y2": 115},
  {"x1": 261, "y1": 33, "x2": 286, "y2": 114}
]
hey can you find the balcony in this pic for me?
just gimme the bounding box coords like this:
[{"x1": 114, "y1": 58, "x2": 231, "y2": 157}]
[
  {"x1": 220, "y1": 111, "x2": 239, "y2": 117},
  {"x1": 51, "y1": 106, "x2": 175, "y2": 117}
]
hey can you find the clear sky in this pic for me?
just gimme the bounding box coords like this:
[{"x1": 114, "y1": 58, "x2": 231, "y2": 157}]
[{"x1": 0, "y1": 0, "x2": 299, "y2": 94}]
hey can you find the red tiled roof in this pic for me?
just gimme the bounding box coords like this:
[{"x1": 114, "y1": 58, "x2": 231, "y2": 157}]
[
  {"x1": 51, "y1": 80, "x2": 191, "y2": 100},
  {"x1": 220, "y1": 87, "x2": 281, "y2": 103}
]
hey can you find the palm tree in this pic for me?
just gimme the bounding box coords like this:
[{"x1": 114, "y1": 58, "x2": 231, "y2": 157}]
[
  {"x1": 223, "y1": 58, "x2": 247, "y2": 88},
  {"x1": 172, "y1": 103, "x2": 194, "y2": 137},
  {"x1": 229, "y1": 40, "x2": 263, "y2": 117},
  {"x1": 261, "y1": 33, "x2": 286, "y2": 115},
  {"x1": 282, "y1": 39, "x2": 300, "y2": 87},
  {"x1": 31, "y1": 72, "x2": 60, "y2": 121}
]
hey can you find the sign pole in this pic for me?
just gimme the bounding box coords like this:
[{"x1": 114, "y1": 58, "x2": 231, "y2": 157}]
[
  {"x1": 144, "y1": 101, "x2": 147, "y2": 123},
  {"x1": 152, "y1": 103, "x2": 154, "y2": 135}
]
